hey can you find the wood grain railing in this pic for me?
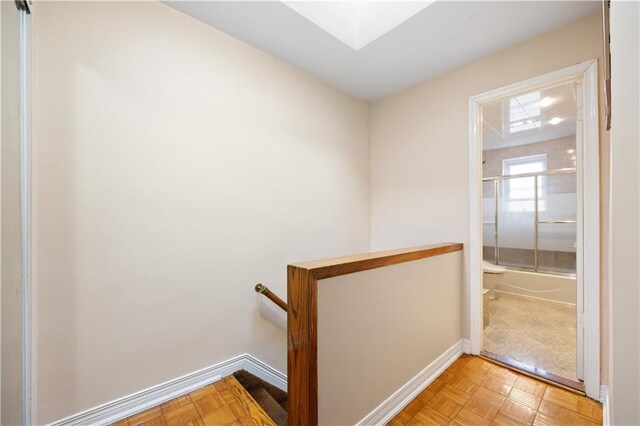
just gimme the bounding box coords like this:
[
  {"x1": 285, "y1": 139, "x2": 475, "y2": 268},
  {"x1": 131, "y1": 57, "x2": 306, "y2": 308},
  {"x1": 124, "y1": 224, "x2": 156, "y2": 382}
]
[
  {"x1": 255, "y1": 283, "x2": 288, "y2": 312},
  {"x1": 286, "y1": 242, "x2": 463, "y2": 425}
]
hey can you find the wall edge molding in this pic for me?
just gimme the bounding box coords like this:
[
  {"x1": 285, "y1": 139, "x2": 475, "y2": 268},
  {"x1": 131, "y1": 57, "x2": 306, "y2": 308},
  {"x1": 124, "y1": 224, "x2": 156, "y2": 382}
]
[
  {"x1": 242, "y1": 354, "x2": 287, "y2": 391},
  {"x1": 600, "y1": 385, "x2": 610, "y2": 426},
  {"x1": 47, "y1": 354, "x2": 286, "y2": 426},
  {"x1": 355, "y1": 339, "x2": 465, "y2": 426},
  {"x1": 461, "y1": 338, "x2": 471, "y2": 354}
]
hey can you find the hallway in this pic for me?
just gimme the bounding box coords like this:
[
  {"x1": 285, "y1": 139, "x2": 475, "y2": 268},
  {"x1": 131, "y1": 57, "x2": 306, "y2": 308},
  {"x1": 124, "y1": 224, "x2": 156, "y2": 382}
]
[{"x1": 389, "y1": 355, "x2": 601, "y2": 425}]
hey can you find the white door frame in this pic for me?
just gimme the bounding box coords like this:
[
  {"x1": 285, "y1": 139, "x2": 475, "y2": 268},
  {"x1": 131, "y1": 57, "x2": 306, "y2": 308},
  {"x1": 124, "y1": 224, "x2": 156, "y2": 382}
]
[
  {"x1": 20, "y1": 3, "x2": 34, "y2": 424},
  {"x1": 468, "y1": 59, "x2": 600, "y2": 399}
]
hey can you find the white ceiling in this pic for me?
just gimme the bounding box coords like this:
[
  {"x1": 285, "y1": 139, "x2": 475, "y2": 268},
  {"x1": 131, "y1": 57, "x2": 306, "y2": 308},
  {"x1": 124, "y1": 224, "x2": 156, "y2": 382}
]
[
  {"x1": 482, "y1": 82, "x2": 578, "y2": 151},
  {"x1": 165, "y1": 1, "x2": 600, "y2": 101}
]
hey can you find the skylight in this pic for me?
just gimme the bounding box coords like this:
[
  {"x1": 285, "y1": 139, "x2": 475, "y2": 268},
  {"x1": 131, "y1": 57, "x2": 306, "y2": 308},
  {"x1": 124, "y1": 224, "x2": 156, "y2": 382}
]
[{"x1": 282, "y1": 1, "x2": 434, "y2": 51}]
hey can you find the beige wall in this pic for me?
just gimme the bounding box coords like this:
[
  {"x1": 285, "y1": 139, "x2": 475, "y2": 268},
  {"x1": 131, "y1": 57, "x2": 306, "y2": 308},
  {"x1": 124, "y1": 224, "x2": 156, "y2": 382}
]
[
  {"x1": 33, "y1": 2, "x2": 370, "y2": 423},
  {"x1": 1, "y1": 1, "x2": 24, "y2": 424},
  {"x1": 609, "y1": 1, "x2": 640, "y2": 423},
  {"x1": 317, "y1": 251, "x2": 463, "y2": 425},
  {"x1": 370, "y1": 12, "x2": 610, "y2": 382}
]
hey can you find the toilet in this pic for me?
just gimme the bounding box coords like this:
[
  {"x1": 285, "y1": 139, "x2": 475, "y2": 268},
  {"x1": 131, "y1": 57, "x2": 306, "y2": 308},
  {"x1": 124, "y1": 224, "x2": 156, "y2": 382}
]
[{"x1": 483, "y1": 260, "x2": 506, "y2": 300}]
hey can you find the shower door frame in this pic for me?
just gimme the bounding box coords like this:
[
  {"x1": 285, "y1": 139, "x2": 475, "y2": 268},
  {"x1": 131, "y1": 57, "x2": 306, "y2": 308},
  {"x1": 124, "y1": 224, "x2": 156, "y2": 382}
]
[
  {"x1": 468, "y1": 60, "x2": 601, "y2": 400},
  {"x1": 483, "y1": 167, "x2": 578, "y2": 274}
]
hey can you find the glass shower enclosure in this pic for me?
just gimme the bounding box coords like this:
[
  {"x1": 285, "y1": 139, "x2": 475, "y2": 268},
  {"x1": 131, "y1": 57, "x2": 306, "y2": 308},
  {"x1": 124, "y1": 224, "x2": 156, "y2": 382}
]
[{"x1": 483, "y1": 168, "x2": 577, "y2": 274}]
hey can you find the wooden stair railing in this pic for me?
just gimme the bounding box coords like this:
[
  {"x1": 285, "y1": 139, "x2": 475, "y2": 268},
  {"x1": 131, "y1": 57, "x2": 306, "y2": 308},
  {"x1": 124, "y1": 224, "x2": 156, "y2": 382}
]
[
  {"x1": 255, "y1": 283, "x2": 288, "y2": 312},
  {"x1": 287, "y1": 242, "x2": 464, "y2": 425}
]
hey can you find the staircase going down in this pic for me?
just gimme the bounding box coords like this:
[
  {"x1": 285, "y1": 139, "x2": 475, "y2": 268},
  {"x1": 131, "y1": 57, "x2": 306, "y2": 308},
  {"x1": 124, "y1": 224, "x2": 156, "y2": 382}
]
[{"x1": 233, "y1": 370, "x2": 287, "y2": 426}]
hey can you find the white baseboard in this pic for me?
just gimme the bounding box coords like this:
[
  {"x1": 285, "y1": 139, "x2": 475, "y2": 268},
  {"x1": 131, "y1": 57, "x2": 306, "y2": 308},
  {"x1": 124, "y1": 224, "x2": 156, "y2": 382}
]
[
  {"x1": 600, "y1": 385, "x2": 609, "y2": 426},
  {"x1": 243, "y1": 354, "x2": 287, "y2": 391},
  {"x1": 48, "y1": 354, "x2": 286, "y2": 426},
  {"x1": 461, "y1": 339, "x2": 471, "y2": 354},
  {"x1": 356, "y1": 339, "x2": 466, "y2": 426}
]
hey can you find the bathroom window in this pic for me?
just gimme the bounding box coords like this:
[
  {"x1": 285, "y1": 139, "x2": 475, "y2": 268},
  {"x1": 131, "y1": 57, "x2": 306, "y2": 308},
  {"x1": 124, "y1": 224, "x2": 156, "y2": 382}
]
[{"x1": 502, "y1": 154, "x2": 547, "y2": 212}]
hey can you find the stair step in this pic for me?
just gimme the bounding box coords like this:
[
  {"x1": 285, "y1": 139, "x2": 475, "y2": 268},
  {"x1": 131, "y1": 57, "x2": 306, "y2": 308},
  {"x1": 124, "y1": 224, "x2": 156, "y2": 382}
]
[
  {"x1": 232, "y1": 370, "x2": 287, "y2": 411},
  {"x1": 225, "y1": 376, "x2": 277, "y2": 426},
  {"x1": 253, "y1": 388, "x2": 287, "y2": 426}
]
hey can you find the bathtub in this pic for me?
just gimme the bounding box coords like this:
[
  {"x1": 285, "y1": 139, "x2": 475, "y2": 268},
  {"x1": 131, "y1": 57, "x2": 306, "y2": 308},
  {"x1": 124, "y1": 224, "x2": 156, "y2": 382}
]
[{"x1": 495, "y1": 268, "x2": 576, "y2": 305}]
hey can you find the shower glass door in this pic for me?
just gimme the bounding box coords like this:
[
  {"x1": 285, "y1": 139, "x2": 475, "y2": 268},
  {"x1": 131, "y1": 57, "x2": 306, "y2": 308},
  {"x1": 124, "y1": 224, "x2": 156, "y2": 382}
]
[
  {"x1": 497, "y1": 174, "x2": 537, "y2": 269},
  {"x1": 538, "y1": 172, "x2": 577, "y2": 273}
]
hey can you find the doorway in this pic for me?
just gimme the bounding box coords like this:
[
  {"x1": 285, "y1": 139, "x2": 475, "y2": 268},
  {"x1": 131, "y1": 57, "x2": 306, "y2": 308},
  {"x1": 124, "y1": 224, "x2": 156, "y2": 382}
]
[{"x1": 468, "y1": 60, "x2": 600, "y2": 399}]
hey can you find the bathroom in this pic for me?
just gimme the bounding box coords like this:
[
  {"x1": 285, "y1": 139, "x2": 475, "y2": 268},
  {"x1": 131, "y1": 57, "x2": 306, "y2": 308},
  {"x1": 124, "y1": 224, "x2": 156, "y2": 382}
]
[{"x1": 480, "y1": 81, "x2": 581, "y2": 387}]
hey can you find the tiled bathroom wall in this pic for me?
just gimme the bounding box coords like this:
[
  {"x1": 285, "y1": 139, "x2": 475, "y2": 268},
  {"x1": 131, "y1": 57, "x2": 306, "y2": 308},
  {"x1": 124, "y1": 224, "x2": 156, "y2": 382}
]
[{"x1": 483, "y1": 136, "x2": 577, "y2": 195}]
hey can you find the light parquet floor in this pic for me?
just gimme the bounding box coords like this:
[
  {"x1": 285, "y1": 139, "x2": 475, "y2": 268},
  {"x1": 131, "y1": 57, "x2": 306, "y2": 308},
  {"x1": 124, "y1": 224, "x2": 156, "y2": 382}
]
[
  {"x1": 111, "y1": 375, "x2": 276, "y2": 426},
  {"x1": 388, "y1": 355, "x2": 602, "y2": 426}
]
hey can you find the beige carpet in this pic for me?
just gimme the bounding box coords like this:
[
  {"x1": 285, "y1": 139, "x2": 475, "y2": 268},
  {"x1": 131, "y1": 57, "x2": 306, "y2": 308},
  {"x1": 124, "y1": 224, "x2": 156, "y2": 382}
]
[{"x1": 483, "y1": 292, "x2": 577, "y2": 380}]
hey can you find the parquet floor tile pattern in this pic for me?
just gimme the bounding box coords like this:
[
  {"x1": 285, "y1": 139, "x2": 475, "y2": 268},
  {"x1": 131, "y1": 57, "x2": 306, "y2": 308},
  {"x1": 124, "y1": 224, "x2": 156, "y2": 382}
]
[
  {"x1": 388, "y1": 355, "x2": 602, "y2": 426},
  {"x1": 111, "y1": 375, "x2": 276, "y2": 426}
]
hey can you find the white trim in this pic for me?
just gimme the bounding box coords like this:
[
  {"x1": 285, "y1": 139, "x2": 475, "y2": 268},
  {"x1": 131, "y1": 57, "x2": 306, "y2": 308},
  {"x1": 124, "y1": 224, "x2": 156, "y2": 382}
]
[
  {"x1": 29, "y1": 3, "x2": 40, "y2": 422},
  {"x1": 599, "y1": 384, "x2": 608, "y2": 404},
  {"x1": 356, "y1": 339, "x2": 466, "y2": 426},
  {"x1": 242, "y1": 354, "x2": 287, "y2": 391},
  {"x1": 468, "y1": 60, "x2": 600, "y2": 399},
  {"x1": 47, "y1": 354, "x2": 287, "y2": 426},
  {"x1": 19, "y1": 8, "x2": 33, "y2": 425},
  {"x1": 461, "y1": 339, "x2": 471, "y2": 354},
  {"x1": 600, "y1": 385, "x2": 610, "y2": 426},
  {"x1": 580, "y1": 60, "x2": 600, "y2": 399},
  {"x1": 575, "y1": 78, "x2": 585, "y2": 381},
  {"x1": 469, "y1": 96, "x2": 483, "y2": 356}
]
